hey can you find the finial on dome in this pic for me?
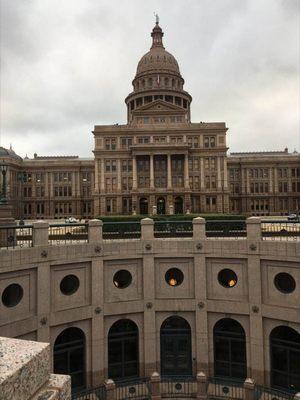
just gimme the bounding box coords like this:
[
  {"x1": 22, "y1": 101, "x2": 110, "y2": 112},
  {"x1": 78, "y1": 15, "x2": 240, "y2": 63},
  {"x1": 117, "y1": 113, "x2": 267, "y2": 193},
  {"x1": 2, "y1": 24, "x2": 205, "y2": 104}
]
[{"x1": 151, "y1": 16, "x2": 164, "y2": 49}]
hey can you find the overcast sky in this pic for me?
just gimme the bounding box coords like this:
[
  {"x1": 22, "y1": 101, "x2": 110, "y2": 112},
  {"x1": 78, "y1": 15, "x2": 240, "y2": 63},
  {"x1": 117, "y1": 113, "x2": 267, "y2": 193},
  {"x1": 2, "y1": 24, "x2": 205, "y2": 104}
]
[{"x1": 1, "y1": 0, "x2": 299, "y2": 158}]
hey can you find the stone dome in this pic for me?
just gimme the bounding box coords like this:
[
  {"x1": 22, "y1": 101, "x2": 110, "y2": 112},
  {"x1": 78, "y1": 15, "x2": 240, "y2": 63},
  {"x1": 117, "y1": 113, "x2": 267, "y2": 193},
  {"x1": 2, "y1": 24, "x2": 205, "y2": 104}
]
[
  {"x1": 135, "y1": 22, "x2": 182, "y2": 78},
  {"x1": 0, "y1": 146, "x2": 22, "y2": 161},
  {"x1": 136, "y1": 47, "x2": 181, "y2": 77}
]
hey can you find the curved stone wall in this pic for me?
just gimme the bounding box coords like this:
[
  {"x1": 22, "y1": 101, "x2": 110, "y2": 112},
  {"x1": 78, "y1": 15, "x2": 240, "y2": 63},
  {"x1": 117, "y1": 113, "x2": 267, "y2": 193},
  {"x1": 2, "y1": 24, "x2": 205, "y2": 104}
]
[{"x1": 0, "y1": 220, "x2": 299, "y2": 389}]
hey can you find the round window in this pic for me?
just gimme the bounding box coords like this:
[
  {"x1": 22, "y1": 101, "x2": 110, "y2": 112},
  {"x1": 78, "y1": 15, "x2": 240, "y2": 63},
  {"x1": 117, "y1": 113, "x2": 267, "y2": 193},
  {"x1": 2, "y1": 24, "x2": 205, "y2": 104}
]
[
  {"x1": 218, "y1": 269, "x2": 238, "y2": 288},
  {"x1": 2, "y1": 283, "x2": 23, "y2": 307},
  {"x1": 274, "y1": 272, "x2": 296, "y2": 294},
  {"x1": 113, "y1": 270, "x2": 132, "y2": 289},
  {"x1": 165, "y1": 268, "x2": 184, "y2": 287},
  {"x1": 60, "y1": 275, "x2": 80, "y2": 295}
]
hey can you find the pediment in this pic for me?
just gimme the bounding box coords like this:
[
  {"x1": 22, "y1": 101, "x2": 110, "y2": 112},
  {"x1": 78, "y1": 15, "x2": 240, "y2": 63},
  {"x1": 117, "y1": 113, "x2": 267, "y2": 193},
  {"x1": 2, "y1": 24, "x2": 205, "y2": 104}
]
[{"x1": 133, "y1": 99, "x2": 185, "y2": 114}]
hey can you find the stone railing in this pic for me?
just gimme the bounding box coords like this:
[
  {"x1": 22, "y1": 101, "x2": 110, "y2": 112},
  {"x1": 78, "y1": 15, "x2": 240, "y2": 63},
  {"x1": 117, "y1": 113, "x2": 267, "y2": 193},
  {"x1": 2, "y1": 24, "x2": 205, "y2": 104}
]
[
  {"x1": 71, "y1": 372, "x2": 300, "y2": 400},
  {"x1": 0, "y1": 336, "x2": 71, "y2": 400},
  {"x1": 0, "y1": 217, "x2": 299, "y2": 249}
]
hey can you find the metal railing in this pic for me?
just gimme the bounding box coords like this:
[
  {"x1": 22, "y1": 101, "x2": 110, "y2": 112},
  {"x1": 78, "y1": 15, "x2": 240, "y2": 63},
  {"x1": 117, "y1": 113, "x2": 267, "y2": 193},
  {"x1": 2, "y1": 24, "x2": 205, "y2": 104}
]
[
  {"x1": 70, "y1": 376, "x2": 297, "y2": 400},
  {"x1": 207, "y1": 377, "x2": 244, "y2": 399},
  {"x1": 115, "y1": 378, "x2": 151, "y2": 400},
  {"x1": 72, "y1": 384, "x2": 106, "y2": 400},
  {"x1": 261, "y1": 220, "x2": 300, "y2": 241},
  {"x1": 48, "y1": 223, "x2": 88, "y2": 245},
  {"x1": 206, "y1": 220, "x2": 247, "y2": 239},
  {"x1": 0, "y1": 225, "x2": 33, "y2": 249},
  {"x1": 103, "y1": 222, "x2": 141, "y2": 240},
  {"x1": 160, "y1": 376, "x2": 196, "y2": 398},
  {"x1": 255, "y1": 384, "x2": 296, "y2": 400},
  {"x1": 154, "y1": 221, "x2": 193, "y2": 238}
]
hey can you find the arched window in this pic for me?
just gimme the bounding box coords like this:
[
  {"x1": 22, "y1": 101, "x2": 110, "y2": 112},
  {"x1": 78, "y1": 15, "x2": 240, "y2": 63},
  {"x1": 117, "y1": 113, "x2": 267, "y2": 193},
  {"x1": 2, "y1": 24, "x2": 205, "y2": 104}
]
[
  {"x1": 108, "y1": 319, "x2": 139, "y2": 380},
  {"x1": 157, "y1": 197, "x2": 166, "y2": 214},
  {"x1": 160, "y1": 316, "x2": 192, "y2": 376},
  {"x1": 164, "y1": 77, "x2": 169, "y2": 87},
  {"x1": 139, "y1": 197, "x2": 148, "y2": 215},
  {"x1": 213, "y1": 318, "x2": 247, "y2": 380},
  {"x1": 174, "y1": 196, "x2": 183, "y2": 214},
  {"x1": 270, "y1": 326, "x2": 300, "y2": 391},
  {"x1": 53, "y1": 327, "x2": 85, "y2": 390}
]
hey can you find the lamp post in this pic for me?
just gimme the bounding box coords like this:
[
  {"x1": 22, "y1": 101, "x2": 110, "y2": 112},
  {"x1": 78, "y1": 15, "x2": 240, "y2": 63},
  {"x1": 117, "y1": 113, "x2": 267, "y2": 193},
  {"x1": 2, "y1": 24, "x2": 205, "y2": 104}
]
[{"x1": 0, "y1": 163, "x2": 8, "y2": 204}]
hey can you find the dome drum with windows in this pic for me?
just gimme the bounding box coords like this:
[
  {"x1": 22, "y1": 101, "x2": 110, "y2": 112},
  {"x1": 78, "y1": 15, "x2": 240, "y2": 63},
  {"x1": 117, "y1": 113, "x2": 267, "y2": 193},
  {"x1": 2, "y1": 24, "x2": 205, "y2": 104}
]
[{"x1": 125, "y1": 19, "x2": 192, "y2": 124}]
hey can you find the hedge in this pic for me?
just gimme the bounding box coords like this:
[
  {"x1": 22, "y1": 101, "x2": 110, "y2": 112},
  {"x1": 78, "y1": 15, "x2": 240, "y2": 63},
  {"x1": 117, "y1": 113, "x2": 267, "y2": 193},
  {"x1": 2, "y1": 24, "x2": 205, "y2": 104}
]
[{"x1": 95, "y1": 214, "x2": 246, "y2": 222}]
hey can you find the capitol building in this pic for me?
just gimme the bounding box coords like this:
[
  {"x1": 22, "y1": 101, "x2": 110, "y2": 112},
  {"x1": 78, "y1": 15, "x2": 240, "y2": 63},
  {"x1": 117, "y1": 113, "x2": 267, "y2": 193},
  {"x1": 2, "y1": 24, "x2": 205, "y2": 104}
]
[
  {"x1": 0, "y1": 21, "x2": 299, "y2": 400},
  {"x1": 0, "y1": 21, "x2": 299, "y2": 221}
]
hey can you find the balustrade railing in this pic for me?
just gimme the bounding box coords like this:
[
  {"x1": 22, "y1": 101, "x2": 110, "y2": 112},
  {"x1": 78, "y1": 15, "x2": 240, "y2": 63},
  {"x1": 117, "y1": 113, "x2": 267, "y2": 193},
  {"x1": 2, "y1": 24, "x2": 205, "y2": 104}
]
[
  {"x1": 70, "y1": 375, "x2": 297, "y2": 400},
  {"x1": 0, "y1": 224, "x2": 33, "y2": 249},
  {"x1": 160, "y1": 376, "x2": 196, "y2": 398},
  {"x1": 154, "y1": 221, "x2": 193, "y2": 238},
  {"x1": 115, "y1": 378, "x2": 151, "y2": 400},
  {"x1": 49, "y1": 223, "x2": 88, "y2": 245},
  {"x1": 103, "y1": 222, "x2": 141, "y2": 240},
  {"x1": 72, "y1": 384, "x2": 106, "y2": 400},
  {"x1": 207, "y1": 377, "x2": 244, "y2": 399},
  {"x1": 205, "y1": 220, "x2": 247, "y2": 239},
  {"x1": 255, "y1": 384, "x2": 296, "y2": 400},
  {"x1": 1, "y1": 218, "x2": 299, "y2": 250},
  {"x1": 261, "y1": 220, "x2": 300, "y2": 241}
]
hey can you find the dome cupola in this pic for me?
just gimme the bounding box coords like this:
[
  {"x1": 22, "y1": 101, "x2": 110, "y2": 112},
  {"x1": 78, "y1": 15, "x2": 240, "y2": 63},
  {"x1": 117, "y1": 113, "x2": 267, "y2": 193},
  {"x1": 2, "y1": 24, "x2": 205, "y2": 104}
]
[{"x1": 125, "y1": 18, "x2": 192, "y2": 124}]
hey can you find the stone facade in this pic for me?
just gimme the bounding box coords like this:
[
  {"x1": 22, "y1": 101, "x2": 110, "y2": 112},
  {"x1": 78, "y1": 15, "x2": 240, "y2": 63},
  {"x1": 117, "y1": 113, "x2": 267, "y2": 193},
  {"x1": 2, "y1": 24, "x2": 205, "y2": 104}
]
[
  {"x1": 0, "y1": 219, "x2": 299, "y2": 390},
  {"x1": 0, "y1": 22, "x2": 299, "y2": 218}
]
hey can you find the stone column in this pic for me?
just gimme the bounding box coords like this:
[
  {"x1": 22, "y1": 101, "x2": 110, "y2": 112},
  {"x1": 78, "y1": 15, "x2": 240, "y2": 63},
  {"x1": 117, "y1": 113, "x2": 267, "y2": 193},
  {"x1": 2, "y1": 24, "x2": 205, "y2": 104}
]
[
  {"x1": 217, "y1": 157, "x2": 222, "y2": 190},
  {"x1": 244, "y1": 378, "x2": 255, "y2": 400},
  {"x1": 223, "y1": 157, "x2": 228, "y2": 190},
  {"x1": 88, "y1": 219, "x2": 103, "y2": 243},
  {"x1": 196, "y1": 372, "x2": 208, "y2": 400},
  {"x1": 246, "y1": 217, "x2": 262, "y2": 242},
  {"x1": 105, "y1": 379, "x2": 116, "y2": 400},
  {"x1": 193, "y1": 217, "x2": 206, "y2": 240},
  {"x1": 132, "y1": 156, "x2": 137, "y2": 189},
  {"x1": 143, "y1": 254, "x2": 157, "y2": 375},
  {"x1": 100, "y1": 159, "x2": 105, "y2": 191},
  {"x1": 167, "y1": 154, "x2": 172, "y2": 189},
  {"x1": 117, "y1": 159, "x2": 121, "y2": 191},
  {"x1": 33, "y1": 221, "x2": 49, "y2": 246},
  {"x1": 141, "y1": 218, "x2": 154, "y2": 240},
  {"x1": 241, "y1": 169, "x2": 246, "y2": 194},
  {"x1": 95, "y1": 160, "x2": 99, "y2": 192},
  {"x1": 91, "y1": 258, "x2": 104, "y2": 384},
  {"x1": 269, "y1": 168, "x2": 273, "y2": 193},
  {"x1": 150, "y1": 372, "x2": 161, "y2": 400},
  {"x1": 246, "y1": 169, "x2": 250, "y2": 194},
  {"x1": 200, "y1": 158, "x2": 205, "y2": 190},
  {"x1": 37, "y1": 262, "x2": 50, "y2": 343},
  {"x1": 184, "y1": 153, "x2": 190, "y2": 189},
  {"x1": 150, "y1": 154, "x2": 154, "y2": 189},
  {"x1": 273, "y1": 167, "x2": 278, "y2": 193}
]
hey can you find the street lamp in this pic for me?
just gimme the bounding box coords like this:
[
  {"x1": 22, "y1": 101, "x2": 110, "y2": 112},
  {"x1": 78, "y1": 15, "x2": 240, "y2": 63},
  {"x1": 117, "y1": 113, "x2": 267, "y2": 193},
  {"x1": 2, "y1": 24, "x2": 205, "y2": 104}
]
[{"x1": 0, "y1": 163, "x2": 8, "y2": 204}]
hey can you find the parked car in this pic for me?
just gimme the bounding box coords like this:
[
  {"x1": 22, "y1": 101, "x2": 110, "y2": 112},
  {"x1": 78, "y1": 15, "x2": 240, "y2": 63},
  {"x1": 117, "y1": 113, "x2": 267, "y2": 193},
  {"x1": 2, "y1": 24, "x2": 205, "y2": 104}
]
[
  {"x1": 287, "y1": 213, "x2": 299, "y2": 221},
  {"x1": 65, "y1": 217, "x2": 77, "y2": 224}
]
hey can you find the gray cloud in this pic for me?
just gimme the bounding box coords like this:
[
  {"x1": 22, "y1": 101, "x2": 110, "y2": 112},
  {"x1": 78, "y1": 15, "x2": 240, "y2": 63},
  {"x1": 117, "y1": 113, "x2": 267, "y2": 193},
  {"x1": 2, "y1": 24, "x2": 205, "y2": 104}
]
[{"x1": 1, "y1": 0, "x2": 299, "y2": 157}]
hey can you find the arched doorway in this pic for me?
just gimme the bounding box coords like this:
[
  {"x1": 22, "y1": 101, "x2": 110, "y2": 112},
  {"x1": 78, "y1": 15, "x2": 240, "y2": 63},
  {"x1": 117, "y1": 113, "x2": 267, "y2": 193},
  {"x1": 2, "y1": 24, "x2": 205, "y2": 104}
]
[
  {"x1": 139, "y1": 198, "x2": 148, "y2": 215},
  {"x1": 213, "y1": 318, "x2": 247, "y2": 380},
  {"x1": 174, "y1": 196, "x2": 183, "y2": 214},
  {"x1": 108, "y1": 319, "x2": 139, "y2": 380},
  {"x1": 157, "y1": 197, "x2": 166, "y2": 214},
  {"x1": 160, "y1": 316, "x2": 192, "y2": 376},
  {"x1": 270, "y1": 326, "x2": 300, "y2": 391},
  {"x1": 53, "y1": 327, "x2": 85, "y2": 390}
]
